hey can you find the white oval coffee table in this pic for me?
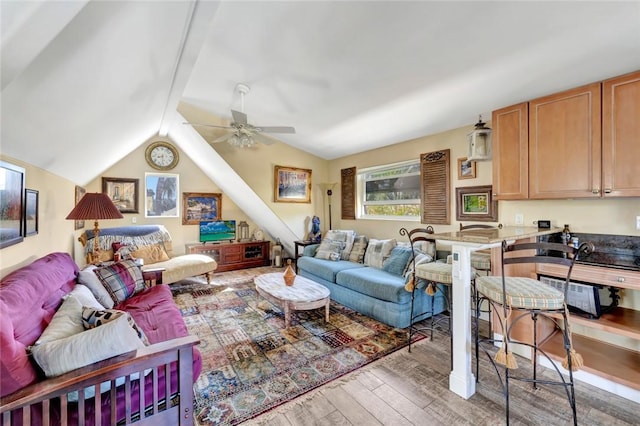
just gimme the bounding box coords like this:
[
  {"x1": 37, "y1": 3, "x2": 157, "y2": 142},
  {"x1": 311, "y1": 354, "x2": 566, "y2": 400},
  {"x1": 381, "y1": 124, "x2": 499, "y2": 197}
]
[{"x1": 254, "y1": 272, "x2": 330, "y2": 328}]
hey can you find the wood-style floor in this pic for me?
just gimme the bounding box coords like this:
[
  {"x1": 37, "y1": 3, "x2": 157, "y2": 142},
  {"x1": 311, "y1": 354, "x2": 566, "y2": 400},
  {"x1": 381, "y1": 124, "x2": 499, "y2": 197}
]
[{"x1": 206, "y1": 267, "x2": 639, "y2": 426}]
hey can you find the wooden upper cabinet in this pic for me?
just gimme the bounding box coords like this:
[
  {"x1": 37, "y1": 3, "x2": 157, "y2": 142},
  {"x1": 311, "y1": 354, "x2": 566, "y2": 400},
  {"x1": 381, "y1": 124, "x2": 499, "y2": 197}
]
[
  {"x1": 492, "y1": 102, "x2": 529, "y2": 200},
  {"x1": 602, "y1": 70, "x2": 640, "y2": 197},
  {"x1": 529, "y1": 83, "x2": 601, "y2": 199}
]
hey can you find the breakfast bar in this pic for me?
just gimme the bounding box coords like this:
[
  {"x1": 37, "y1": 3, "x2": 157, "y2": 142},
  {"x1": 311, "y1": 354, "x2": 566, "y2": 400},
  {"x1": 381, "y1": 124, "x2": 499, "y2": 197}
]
[{"x1": 430, "y1": 226, "x2": 559, "y2": 399}]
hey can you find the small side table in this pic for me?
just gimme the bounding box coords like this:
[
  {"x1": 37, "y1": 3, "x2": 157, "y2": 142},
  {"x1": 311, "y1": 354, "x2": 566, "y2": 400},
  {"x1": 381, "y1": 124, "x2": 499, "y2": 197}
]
[
  {"x1": 293, "y1": 240, "x2": 316, "y2": 272},
  {"x1": 142, "y1": 267, "x2": 165, "y2": 287}
]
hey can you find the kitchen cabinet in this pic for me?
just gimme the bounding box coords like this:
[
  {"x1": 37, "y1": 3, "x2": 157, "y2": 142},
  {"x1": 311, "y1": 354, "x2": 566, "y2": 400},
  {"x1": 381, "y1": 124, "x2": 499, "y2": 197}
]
[
  {"x1": 602, "y1": 70, "x2": 640, "y2": 197},
  {"x1": 492, "y1": 70, "x2": 640, "y2": 200},
  {"x1": 185, "y1": 240, "x2": 270, "y2": 272},
  {"x1": 529, "y1": 82, "x2": 601, "y2": 199},
  {"x1": 492, "y1": 102, "x2": 529, "y2": 200}
]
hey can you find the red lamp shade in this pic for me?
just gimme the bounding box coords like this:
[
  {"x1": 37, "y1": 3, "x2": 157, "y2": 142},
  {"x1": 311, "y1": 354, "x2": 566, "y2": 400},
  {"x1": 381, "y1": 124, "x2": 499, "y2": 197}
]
[
  {"x1": 66, "y1": 193, "x2": 124, "y2": 221},
  {"x1": 66, "y1": 193, "x2": 123, "y2": 263}
]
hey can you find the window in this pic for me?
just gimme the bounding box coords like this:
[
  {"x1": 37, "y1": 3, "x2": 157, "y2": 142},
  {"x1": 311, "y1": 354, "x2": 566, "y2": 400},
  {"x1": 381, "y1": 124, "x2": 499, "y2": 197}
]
[{"x1": 358, "y1": 160, "x2": 421, "y2": 219}]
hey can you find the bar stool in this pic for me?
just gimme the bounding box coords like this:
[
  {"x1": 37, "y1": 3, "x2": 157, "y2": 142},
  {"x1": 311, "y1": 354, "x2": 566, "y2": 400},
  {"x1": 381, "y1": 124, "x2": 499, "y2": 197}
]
[
  {"x1": 400, "y1": 227, "x2": 477, "y2": 359},
  {"x1": 474, "y1": 240, "x2": 593, "y2": 425}
]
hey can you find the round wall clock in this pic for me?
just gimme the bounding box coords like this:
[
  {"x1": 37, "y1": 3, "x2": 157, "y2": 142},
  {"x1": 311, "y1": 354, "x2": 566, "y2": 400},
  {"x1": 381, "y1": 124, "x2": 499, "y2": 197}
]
[{"x1": 145, "y1": 140, "x2": 179, "y2": 170}]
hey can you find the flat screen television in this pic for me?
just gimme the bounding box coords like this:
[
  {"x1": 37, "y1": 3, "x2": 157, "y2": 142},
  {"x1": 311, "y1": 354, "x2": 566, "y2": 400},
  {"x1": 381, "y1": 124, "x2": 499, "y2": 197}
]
[{"x1": 199, "y1": 220, "x2": 236, "y2": 243}]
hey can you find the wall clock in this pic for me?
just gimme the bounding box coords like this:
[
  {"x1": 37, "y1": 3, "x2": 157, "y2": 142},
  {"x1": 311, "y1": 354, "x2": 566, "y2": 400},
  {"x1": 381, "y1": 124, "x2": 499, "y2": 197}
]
[{"x1": 145, "y1": 140, "x2": 179, "y2": 170}]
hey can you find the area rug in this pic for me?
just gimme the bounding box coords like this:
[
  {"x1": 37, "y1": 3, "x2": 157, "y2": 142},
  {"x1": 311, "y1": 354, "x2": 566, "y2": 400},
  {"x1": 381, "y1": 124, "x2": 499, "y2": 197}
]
[{"x1": 170, "y1": 276, "x2": 423, "y2": 426}]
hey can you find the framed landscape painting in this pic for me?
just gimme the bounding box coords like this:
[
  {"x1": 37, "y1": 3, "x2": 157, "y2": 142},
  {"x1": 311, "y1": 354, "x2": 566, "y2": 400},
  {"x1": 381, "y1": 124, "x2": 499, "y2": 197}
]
[
  {"x1": 455, "y1": 185, "x2": 498, "y2": 222},
  {"x1": 145, "y1": 173, "x2": 179, "y2": 217},
  {"x1": 182, "y1": 192, "x2": 221, "y2": 225},
  {"x1": 274, "y1": 165, "x2": 312, "y2": 203},
  {"x1": 0, "y1": 161, "x2": 26, "y2": 248}
]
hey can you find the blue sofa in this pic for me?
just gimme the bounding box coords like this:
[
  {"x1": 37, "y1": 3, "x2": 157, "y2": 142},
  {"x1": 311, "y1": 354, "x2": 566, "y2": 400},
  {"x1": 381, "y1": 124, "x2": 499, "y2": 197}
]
[{"x1": 297, "y1": 245, "x2": 445, "y2": 328}]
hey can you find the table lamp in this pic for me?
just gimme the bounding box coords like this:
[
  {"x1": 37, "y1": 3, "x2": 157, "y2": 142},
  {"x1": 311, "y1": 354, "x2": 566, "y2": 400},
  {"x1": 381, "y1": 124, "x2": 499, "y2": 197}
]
[{"x1": 66, "y1": 192, "x2": 123, "y2": 263}]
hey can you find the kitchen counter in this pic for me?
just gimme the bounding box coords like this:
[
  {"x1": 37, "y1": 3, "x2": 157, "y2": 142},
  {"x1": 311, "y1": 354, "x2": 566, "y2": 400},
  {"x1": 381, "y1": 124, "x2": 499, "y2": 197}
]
[{"x1": 430, "y1": 225, "x2": 560, "y2": 245}]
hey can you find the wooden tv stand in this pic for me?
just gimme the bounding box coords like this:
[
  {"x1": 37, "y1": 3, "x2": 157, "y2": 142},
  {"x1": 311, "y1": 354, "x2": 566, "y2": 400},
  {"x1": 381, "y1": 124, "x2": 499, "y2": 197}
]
[{"x1": 185, "y1": 240, "x2": 270, "y2": 272}]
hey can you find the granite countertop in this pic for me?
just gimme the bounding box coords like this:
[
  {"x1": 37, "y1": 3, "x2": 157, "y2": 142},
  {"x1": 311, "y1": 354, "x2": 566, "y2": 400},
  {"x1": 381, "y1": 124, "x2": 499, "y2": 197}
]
[{"x1": 430, "y1": 226, "x2": 561, "y2": 244}]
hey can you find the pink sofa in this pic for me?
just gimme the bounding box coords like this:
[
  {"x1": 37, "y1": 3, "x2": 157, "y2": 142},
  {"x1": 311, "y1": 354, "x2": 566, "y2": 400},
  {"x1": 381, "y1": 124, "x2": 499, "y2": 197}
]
[{"x1": 0, "y1": 252, "x2": 202, "y2": 425}]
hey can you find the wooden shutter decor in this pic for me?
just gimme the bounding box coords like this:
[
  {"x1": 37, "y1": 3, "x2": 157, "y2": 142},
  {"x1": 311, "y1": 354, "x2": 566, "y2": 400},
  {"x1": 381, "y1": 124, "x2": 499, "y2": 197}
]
[
  {"x1": 341, "y1": 167, "x2": 356, "y2": 220},
  {"x1": 420, "y1": 149, "x2": 450, "y2": 225}
]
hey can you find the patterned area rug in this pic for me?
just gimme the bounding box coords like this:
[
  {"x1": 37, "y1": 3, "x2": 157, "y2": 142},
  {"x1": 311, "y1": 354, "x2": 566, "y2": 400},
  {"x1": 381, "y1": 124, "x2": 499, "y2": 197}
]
[{"x1": 171, "y1": 276, "x2": 422, "y2": 425}]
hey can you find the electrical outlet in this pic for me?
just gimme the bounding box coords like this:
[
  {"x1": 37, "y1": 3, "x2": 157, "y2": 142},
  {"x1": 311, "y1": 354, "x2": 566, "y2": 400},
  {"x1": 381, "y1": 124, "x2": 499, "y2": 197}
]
[
  {"x1": 515, "y1": 213, "x2": 524, "y2": 225},
  {"x1": 636, "y1": 216, "x2": 640, "y2": 230},
  {"x1": 132, "y1": 217, "x2": 137, "y2": 224}
]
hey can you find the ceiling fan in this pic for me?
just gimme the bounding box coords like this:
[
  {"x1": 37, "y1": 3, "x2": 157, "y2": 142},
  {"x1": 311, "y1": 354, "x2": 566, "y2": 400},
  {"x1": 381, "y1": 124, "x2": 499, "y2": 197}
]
[{"x1": 185, "y1": 83, "x2": 295, "y2": 147}]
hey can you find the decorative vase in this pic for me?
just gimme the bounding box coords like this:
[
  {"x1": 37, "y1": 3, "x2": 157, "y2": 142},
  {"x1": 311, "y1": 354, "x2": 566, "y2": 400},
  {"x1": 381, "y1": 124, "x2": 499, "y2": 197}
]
[{"x1": 283, "y1": 259, "x2": 296, "y2": 286}]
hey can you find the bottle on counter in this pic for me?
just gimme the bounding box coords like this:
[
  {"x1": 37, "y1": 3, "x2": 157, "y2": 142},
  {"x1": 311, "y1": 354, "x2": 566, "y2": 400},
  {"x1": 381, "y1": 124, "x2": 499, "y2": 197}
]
[
  {"x1": 561, "y1": 224, "x2": 571, "y2": 245},
  {"x1": 561, "y1": 224, "x2": 571, "y2": 258}
]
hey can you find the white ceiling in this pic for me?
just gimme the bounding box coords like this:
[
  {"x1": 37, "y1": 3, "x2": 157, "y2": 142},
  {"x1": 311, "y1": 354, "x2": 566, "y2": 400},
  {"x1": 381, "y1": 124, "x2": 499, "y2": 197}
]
[{"x1": 2, "y1": 1, "x2": 639, "y2": 185}]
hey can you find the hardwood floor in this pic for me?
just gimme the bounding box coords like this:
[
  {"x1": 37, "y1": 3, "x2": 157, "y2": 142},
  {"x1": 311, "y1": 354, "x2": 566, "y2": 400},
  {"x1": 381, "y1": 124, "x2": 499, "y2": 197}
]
[{"x1": 206, "y1": 267, "x2": 639, "y2": 426}]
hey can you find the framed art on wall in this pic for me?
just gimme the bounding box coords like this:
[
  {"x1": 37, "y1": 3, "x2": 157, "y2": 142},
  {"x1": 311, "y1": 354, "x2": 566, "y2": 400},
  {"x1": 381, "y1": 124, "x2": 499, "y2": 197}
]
[
  {"x1": 455, "y1": 185, "x2": 498, "y2": 222},
  {"x1": 0, "y1": 160, "x2": 26, "y2": 248},
  {"x1": 102, "y1": 177, "x2": 139, "y2": 213},
  {"x1": 74, "y1": 185, "x2": 86, "y2": 230},
  {"x1": 182, "y1": 192, "x2": 222, "y2": 225},
  {"x1": 457, "y1": 157, "x2": 476, "y2": 180},
  {"x1": 25, "y1": 189, "x2": 38, "y2": 236},
  {"x1": 145, "y1": 173, "x2": 179, "y2": 217},
  {"x1": 274, "y1": 165, "x2": 312, "y2": 203}
]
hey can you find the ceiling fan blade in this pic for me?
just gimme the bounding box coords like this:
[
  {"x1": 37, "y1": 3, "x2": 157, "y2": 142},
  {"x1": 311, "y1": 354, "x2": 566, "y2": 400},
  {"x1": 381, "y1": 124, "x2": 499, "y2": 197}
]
[
  {"x1": 210, "y1": 133, "x2": 233, "y2": 144},
  {"x1": 184, "y1": 122, "x2": 232, "y2": 129},
  {"x1": 231, "y1": 110, "x2": 247, "y2": 125},
  {"x1": 251, "y1": 132, "x2": 276, "y2": 145},
  {"x1": 256, "y1": 126, "x2": 296, "y2": 134}
]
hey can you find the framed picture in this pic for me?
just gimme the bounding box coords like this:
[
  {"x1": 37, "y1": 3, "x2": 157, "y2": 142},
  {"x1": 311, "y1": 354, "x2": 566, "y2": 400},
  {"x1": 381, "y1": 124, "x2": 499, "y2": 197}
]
[
  {"x1": 455, "y1": 185, "x2": 498, "y2": 222},
  {"x1": 0, "y1": 161, "x2": 26, "y2": 249},
  {"x1": 274, "y1": 165, "x2": 312, "y2": 203},
  {"x1": 457, "y1": 157, "x2": 476, "y2": 180},
  {"x1": 74, "y1": 185, "x2": 86, "y2": 230},
  {"x1": 145, "y1": 173, "x2": 179, "y2": 217},
  {"x1": 25, "y1": 189, "x2": 38, "y2": 236},
  {"x1": 102, "y1": 177, "x2": 139, "y2": 213},
  {"x1": 182, "y1": 192, "x2": 222, "y2": 225}
]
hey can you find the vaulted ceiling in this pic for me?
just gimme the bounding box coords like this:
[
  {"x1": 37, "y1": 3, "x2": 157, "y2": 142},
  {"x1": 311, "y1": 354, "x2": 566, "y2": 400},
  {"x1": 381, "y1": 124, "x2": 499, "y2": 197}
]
[{"x1": 2, "y1": 1, "x2": 639, "y2": 185}]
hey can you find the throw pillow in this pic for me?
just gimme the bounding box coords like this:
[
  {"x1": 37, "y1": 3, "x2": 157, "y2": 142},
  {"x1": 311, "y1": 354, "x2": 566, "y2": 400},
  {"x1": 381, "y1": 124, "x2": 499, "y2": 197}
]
[
  {"x1": 82, "y1": 307, "x2": 149, "y2": 345},
  {"x1": 78, "y1": 265, "x2": 115, "y2": 309},
  {"x1": 348, "y1": 235, "x2": 369, "y2": 263},
  {"x1": 67, "y1": 283, "x2": 106, "y2": 310},
  {"x1": 382, "y1": 246, "x2": 414, "y2": 276},
  {"x1": 404, "y1": 252, "x2": 434, "y2": 277},
  {"x1": 30, "y1": 313, "x2": 146, "y2": 378},
  {"x1": 131, "y1": 243, "x2": 170, "y2": 265},
  {"x1": 328, "y1": 229, "x2": 356, "y2": 260},
  {"x1": 315, "y1": 239, "x2": 344, "y2": 261},
  {"x1": 94, "y1": 260, "x2": 145, "y2": 305},
  {"x1": 364, "y1": 238, "x2": 396, "y2": 269},
  {"x1": 35, "y1": 296, "x2": 84, "y2": 345}
]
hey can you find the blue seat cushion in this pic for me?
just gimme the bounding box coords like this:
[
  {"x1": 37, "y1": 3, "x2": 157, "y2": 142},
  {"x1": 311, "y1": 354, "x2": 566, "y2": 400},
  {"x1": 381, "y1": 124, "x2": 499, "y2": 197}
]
[
  {"x1": 296, "y1": 256, "x2": 365, "y2": 283},
  {"x1": 336, "y1": 267, "x2": 409, "y2": 304}
]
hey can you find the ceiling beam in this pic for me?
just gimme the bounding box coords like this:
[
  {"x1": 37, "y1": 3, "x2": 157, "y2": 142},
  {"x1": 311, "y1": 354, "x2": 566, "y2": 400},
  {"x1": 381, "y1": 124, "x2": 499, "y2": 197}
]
[{"x1": 157, "y1": 0, "x2": 221, "y2": 137}]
